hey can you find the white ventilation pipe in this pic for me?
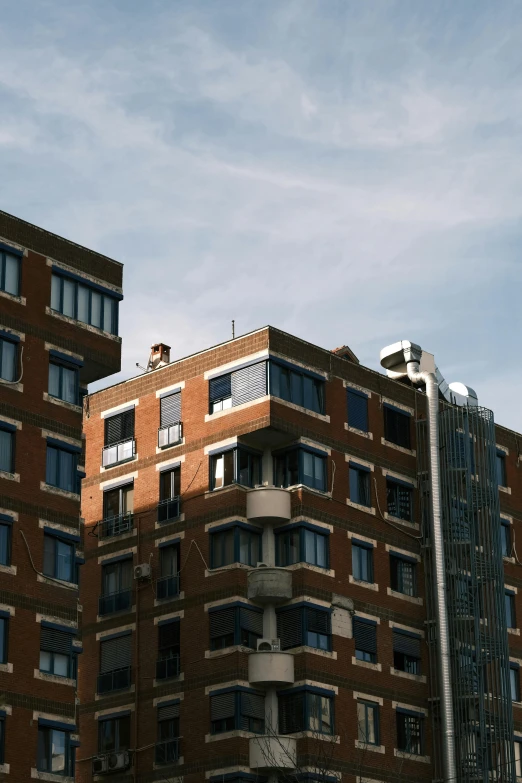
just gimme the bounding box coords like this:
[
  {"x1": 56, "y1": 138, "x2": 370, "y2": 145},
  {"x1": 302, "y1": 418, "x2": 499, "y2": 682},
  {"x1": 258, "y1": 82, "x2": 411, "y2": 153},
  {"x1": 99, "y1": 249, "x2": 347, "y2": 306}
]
[{"x1": 380, "y1": 341, "x2": 457, "y2": 783}]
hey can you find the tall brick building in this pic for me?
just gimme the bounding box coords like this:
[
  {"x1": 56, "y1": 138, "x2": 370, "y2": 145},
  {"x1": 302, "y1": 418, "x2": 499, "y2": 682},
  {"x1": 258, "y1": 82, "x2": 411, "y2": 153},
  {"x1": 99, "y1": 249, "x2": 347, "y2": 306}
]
[
  {"x1": 79, "y1": 327, "x2": 522, "y2": 783},
  {"x1": 0, "y1": 210, "x2": 123, "y2": 780}
]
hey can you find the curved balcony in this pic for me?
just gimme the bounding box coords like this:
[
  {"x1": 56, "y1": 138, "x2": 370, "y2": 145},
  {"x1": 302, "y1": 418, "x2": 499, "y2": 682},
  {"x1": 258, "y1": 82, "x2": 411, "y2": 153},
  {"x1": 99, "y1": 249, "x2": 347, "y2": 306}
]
[
  {"x1": 249, "y1": 735, "x2": 296, "y2": 769},
  {"x1": 249, "y1": 651, "x2": 294, "y2": 687},
  {"x1": 247, "y1": 486, "x2": 291, "y2": 524},
  {"x1": 247, "y1": 567, "x2": 292, "y2": 605}
]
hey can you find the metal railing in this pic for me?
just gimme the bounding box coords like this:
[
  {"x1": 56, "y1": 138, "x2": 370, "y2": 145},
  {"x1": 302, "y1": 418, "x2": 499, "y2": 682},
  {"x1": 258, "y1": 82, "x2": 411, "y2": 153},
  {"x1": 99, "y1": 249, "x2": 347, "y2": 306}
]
[
  {"x1": 156, "y1": 653, "x2": 180, "y2": 680},
  {"x1": 97, "y1": 665, "x2": 131, "y2": 694},
  {"x1": 158, "y1": 422, "x2": 182, "y2": 449},
  {"x1": 156, "y1": 574, "x2": 180, "y2": 600},
  {"x1": 155, "y1": 738, "x2": 180, "y2": 765},
  {"x1": 157, "y1": 497, "x2": 181, "y2": 524},
  {"x1": 99, "y1": 588, "x2": 133, "y2": 616},
  {"x1": 102, "y1": 438, "x2": 136, "y2": 468},
  {"x1": 98, "y1": 513, "x2": 134, "y2": 539}
]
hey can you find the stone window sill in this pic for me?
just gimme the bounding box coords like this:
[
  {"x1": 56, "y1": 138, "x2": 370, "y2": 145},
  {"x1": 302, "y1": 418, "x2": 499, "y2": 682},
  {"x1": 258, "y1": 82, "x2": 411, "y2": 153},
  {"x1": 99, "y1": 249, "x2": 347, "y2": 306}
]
[
  {"x1": 31, "y1": 769, "x2": 74, "y2": 782},
  {"x1": 500, "y1": 485, "x2": 512, "y2": 495},
  {"x1": 153, "y1": 672, "x2": 184, "y2": 687},
  {"x1": 344, "y1": 423, "x2": 373, "y2": 439},
  {"x1": 387, "y1": 588, "x2": 423, "y2": 605},
  {"x1": 349, "y1": 576, "x2": 378, "y2": 591},
  {"x1": 0, "y1": 662, "x2": 13, "y2": 673},
  {"x1": 355, "y1": 741, "x2": 385, "y2": 754},
  {"x1": 381, "y1": 438, "x2": 416, "y2": 456},
  {"x1": 40, "y1": 483, "x2": 80, "y2": 501},
  {"x1": 394, "y1": 750, "x2": 430, "y2": 764},
  {"x1": 390, "y1": 667, "x2": 426, "y2": 683},
  {"x1": 0, "y1": 381, "x2": 23, "y2": 393},
  {"x1": 34, "y1": 669, "x2": 76, "y2": 687},
  {"x1": 37, "y1": 574, "x2": 78, "y2": 591},
  {"x1": 206, "y1": 730, "x2": 256, "y2": 742},
  {"x1": 0, "y1": 471, "x2": 19, "y2": 483},
  {"x1": 352, "y1": 656, "x2": 381, "y2": 672},
  {"x1": 384, "y1": 513, "x2": 419, "y2": 530},
  {"x1": 290, "y1": 646, "x2": 337, "y2": 660},
  {"x1": 46, "y1": 307, "x2": 121, "y2": 342},
  {"x1": 0, "y1": 289, "x2": 25, "y2": 306},
  {"x1": 43, "y1": 393, "x2": 82, "y2": 413},
  {"x1": 269, "y1": 396, "x2": 330, "y2": 423},
  {"x1": 346, "y1": 499, "x2": 375, "y2": 515},
  {"x1": 286, "y1": 562, "x2": 335, "y2": 578},
  {"x1": 95, "y1": 684, "x2": 135, "y2": 701},
  {"x1": 0, "y1": 564, "x2": 16, "y2": 576},
  {"x1": 154, "y1": 592, "x2": 184, "y2": 608}
]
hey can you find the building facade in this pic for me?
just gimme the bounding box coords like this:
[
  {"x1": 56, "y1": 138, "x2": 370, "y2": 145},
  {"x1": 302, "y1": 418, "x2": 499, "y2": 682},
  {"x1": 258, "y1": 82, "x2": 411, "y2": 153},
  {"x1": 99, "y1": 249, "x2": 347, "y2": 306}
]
[
  {"x1": 0, "y1": 210, "x2": 123, "y2": 781},
  {"x1": 79, "y1": 326, "x2": 522, "y2": 783}
]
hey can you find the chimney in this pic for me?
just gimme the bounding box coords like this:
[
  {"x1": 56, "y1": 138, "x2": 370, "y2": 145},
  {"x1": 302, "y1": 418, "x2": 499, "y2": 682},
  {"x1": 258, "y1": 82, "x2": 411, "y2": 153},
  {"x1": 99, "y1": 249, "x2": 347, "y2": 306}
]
[{"x1": 150, "y1": 343, "x2": 171, "y2": 370}]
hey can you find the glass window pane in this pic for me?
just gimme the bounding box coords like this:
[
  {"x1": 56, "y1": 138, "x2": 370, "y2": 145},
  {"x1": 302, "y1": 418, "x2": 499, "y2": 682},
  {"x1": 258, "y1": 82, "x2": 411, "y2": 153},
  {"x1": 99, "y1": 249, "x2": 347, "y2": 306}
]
[
  {"x1": 53, "y1": 653, "x2": 69, "y2": 677},
  {"x1": 270, "y1": 363, "x2": 280, "y2": 398},
  {"x1": 118, "y1": 717, "x2": 130, "y2": 750},
  {"x1": 48, "y1": 363, "x2": 61, "y2": 398},
  {"x1": 0, "y1": 430, "x2": 12, "y2": 473},
  {"x1": 43, "y1": 535, "x2": 55, "y2": 576},
  {"x1": 287, "y1": 451, "x2": 299, "y2": 486},
  {"x1": 303, "y1": 376, "x2": 314, "y2": 410},
  {"x1": 161, "y1": 546, "x2": 178, "y2": 576},
  {"x1": 302, "y1": 452, "x2": 314, "y2": 487},
  {"x1": 99, "y1": 720, "x2": 115, "y2": 753},
  {"x1": 223, "y1": 451, "x2": 235, "y2": 485},
  {"x1": 91, "y1": 291, "x2": 102, "y2": 327},
  {"x1": 0, "y1": 619, "x2": 5, "y2": 663},
  {"x1": 289, "y1": 530, "x2": 300, "y2": 564},
  {"x1": 38, "y1": 728, "x2": 50, "y2": 771},
  {"x1": 51, "y1": 275, "x2": 61, "y2": 310},
  {"x1": 238, "y1": 450, "x2": 250, "y2": 486},
  {"x1": 0, "y1": 524, "x2": 9, "y2": 566},
  {"x1": 213, "y1": 456, "x2": 224, "y2": 489},
  {"x1": 77, "y1": 285, "x2": 89, "y2": 323},
  {"x1": 316, "y1": 534, "x2": 327, "y2": 567},
  {"x1": 59, "y1": 450, "x2": 75, "y2": 492},
  {"x1": 62, "y1": 279, "x2": 75, "y2": 318},
  {"x1": 56, "y1": 540, "x2": 73, "y2": 582},
  {"x1": 120, "y1": 560, "x2": 133, "y2": 589},
  {"x1": 290, "y1": 371, "x2": 302, "y2": 406},
  {"x1": 1, "y1": 340, "x2": 16, "y2": 382},
  {"x1": 314, "y1": 455, "x2": 325, "y2": 490},
  {"x1": 224, "y1": 529, "x2": 235, "y2": 565},
  {"x1": 62, "y1": 367, "x2": 77, "y2": 404},
  {"x1": 40, "y1": 650, "x2": 52, "y2": 672},
  {"x1": 122, "y1": 485, "x2": 133, "y2": 514},
  {"x1": 104, "y1": 488, "x2": 121, "y2": 518},
  {"x1": 251, "y1": 534, "x2": 260, "y2": 566},
  {"x1": 304, "y1": 529, "x2": 315, "y2": 564},
  {"x1": 4, "y1": 254, "x2": 19, "y2": 295},
  {"x1": 103, "y1": 564, "x2": 118, "y2": 595},
  {"x1": 160, "y1": 470, "x2": 173, "y2": 501},
  {"x1": 239, "y1": 529, "x2": 250, "y2": 564},
  {"x1": 103, "y1": 296, "x2": 114, "y2": 333}
]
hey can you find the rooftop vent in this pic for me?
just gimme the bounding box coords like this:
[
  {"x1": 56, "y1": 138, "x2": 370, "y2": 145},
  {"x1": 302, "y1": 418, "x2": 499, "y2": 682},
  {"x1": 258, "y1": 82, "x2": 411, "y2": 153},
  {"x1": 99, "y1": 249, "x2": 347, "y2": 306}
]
[{"x1": 149, "y1": 343, "x2": 171, "y2": 370}]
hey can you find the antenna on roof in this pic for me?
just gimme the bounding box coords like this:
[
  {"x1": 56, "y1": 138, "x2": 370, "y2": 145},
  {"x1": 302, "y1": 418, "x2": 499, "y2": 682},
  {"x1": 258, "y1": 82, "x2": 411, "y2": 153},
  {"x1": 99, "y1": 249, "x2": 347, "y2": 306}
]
[{"x1": 232, "y1": 320, "x2": 235, "y2": 339}]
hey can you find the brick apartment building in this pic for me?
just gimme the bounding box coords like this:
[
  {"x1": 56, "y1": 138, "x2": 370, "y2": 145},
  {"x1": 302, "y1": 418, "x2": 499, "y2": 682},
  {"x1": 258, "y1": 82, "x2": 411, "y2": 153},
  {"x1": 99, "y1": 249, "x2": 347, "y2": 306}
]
[
  {"x1": 0, "y1": 210, "x2": 123, "y2": 781},
  {"x1": 79, "y1": 326, "x2": 522, "y2": 783}
]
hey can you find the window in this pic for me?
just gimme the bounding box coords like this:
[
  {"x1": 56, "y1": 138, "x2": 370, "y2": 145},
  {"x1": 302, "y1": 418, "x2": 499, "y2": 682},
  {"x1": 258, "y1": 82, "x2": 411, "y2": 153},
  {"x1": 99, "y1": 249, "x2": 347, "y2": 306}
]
[
  {"x1": 156, "y1": 702, "x2": 180, "y2": 764},
  {"x1": 516, "y1": 739, "x2": 522, "y2": 777},
  {"x1": 269, "y1": 361, "x2": 325, "y2": 414},
  {"x1": 347, "y1": 389, "x2": 368, "y2": 432},
  {"x1": 37, "y1": 725, "x2": 75, "y2": 776},
  {"x1": 0, "y1": 336, "x2": 17, "y2": 381},
  {"x1": 0, "y1": 248, "x2": 20, "y2": 296},
  {"x1": 98, "y1": 714, "x2": 130, "y2": 753},
  {"x1": 496, "y1": 450, "x2": 507, "y2": 487},
  {"x1": 0, "y1": 617, "x2": 8, "y2": 664},
  {"x1": 102, "y1": 483, "x2": 134, "y2": 537},
  {"x1": 210, "y1": 446, "x2": 261, "y2": 489},
  {"x1": 48, "y1": 359, "x2": 79, "y2": 405},
  {"x1": 506, "y1": 591, "x2": 516, "y2": 629},
  {"x1": 43, "y1": 534, "x2": 75, "y2": 583},
  {"x1": 157, "y1": 544, "x2": 180, "y2": 600},
  {"x1": 275, "y1": 524, "x2": 329, "y2": 568},
  {"x1": 279, "y1": 689, "x2": 334, "y2": 735},
  {"x1": 396, "y1": 710, "x2": 424, "y2": 755},
  {"x1": 502, "y1": 519, "x2": 511, "y2": 558},
  {"x1": 510, "y1": 665, "x2": 520, "y2": 703},
  {"x1": 0, "y1": 516, "x2": 11, "y2": 566},
  {"x1": 98, "y1": 634, "x2": 132, "y2": 693},
  {"x1": 51, "y1": 272, "x2": 119, "y2": 334},
  {"x1": 0, "y1": 425, "x2": 14, "y2": 474},
  {"x1": 349, "y1": 463, "x2": 371, "y2": 506},
  {"x1": 209, "y1": 604, "x2": 263, "y2": 650},
  {"x1": 209, "y1": 374, "x2": 232, "y2": 413},
  {"x1": 158, "y1": 467, "x2": 181, "y2": 523},
  {"x1": 46, "y1": 442, "x2": 79, "y2": 493},
  {"x1": 274, "y1": 447, "x2": 327, "y2": 492},
  {"x1": 99, "y1": 559, "x2": 132, "y2": 615},
  {"x1": 158, "y1": 391, "x2": 182, "y2": 448},
  {"x1": 390, "y1": 554, "x2": 417, "y2": 597},
  {"x1": 157, "y1": 621, "x2": 180, "y2": 680},
  {"x1": 357, "y1": 700, "x2": 379, "y2": 745},
  {"x1": 210, "y1": 689, "x2": 264, "y2": 734},
  {"x1": 210, "y1": 524, "x2": 261, "y2": 568},
  {"x1": 353, "y1": 617, "x2": 377, "y2": 664},
  {"x1": 276, "y1": 605, "x2": 331, "y2": 651},
  {"x1": 39, "y1": 626, "x2": 75, "y2": 679},
  {"x1": 383, "y1": 404, "x2": 411, "y2": 449},
  {"x1": 0, "y1": 717, "x2": 4, "y2": 765},
  {"x1": 352, "y1": 541, "x2": 373, "y2": 583},
  {"x1": 103, "y1": 409, "x2": 135, "y2": 467},
  {"x1": 387, "y1": 479, "x2": 413, "y2": 522},
  {"x1": 393, "y1": 630, "x2": 421, "y2": 675}
]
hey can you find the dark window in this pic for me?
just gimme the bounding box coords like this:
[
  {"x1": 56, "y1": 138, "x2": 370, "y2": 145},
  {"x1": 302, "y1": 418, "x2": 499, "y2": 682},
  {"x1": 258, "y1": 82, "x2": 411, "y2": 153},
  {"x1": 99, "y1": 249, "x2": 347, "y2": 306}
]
[
  {"x1": 357, "y1": 700, "x2": 379, "y2": 745},
  {"x1": 156, "y1": 702, "x2": 180, "y2": 764},
  {"x1": 275, "y1": 525, "x2": 329, "y2": 568},
  {"x1": 276, "y1": 606, "x2": 331, "y2": 651},
  {"x1": 98, "y1": 634, "x2": 132, "y2": 693},
  {"x1": 383, "y1": 405, "x2": 411, "y2": 449},
  {"x1": 506, "y1": 591, "x2": 516, "y2": 629},
  {"x1": 349, "y1": 464, "x2": 371, "y2": 507},
  {"x1": 516, "y1": 741, "x2": 522, "y2": 778},
  {"x1": 158, "y1": 468, "x2": 181, "y2": 523},
  {"x1": 103, "y1": 410, "x2": 135, "y2": 467},
  {"x1": 37, "y1": 726, "x2": 75, "y2": 776},
  {"x1": 511, "y1": 665, "x2": 520, "y2": 703},
  {"x1": 352, "y1": 542, "x2": 373, "y2": 583},
  {"x1": 279, "y1": 690, "x2": 334, "y2": 735},
  {"x1": 157, "y1": 622, "x2": 180, "y2": 680},
  {"x1": 0, "y1": 250, "x2": 20, "y2": 296},
  {"x1": 51, "y1": 273, "x2": 119, "y2": 334},
  {"x1": 43, "y1": 534, "x2": 75, "y2": 583},
  {"x1": 40, "y1": 627, "x2": 75, "y2": 678},
  {"x1": 353, "y1": 618, "x2": 377, "y2": 664},
  {"x1": 0, "y1": 427, "x2": 14, "y2": 474},
  {"x1": 0, "y1": 520, "x2": 11, "y2": 567},
  {"x1": 274, "y1": 447, "x2": 327, "y2": 492},
  {"x1": 100, "y1": 559, "x2": 132, "y2": 615},
  {"x1": 501, "y1": 520, "x2": 511, "y2": 558},
  {"x1": 209, "y1": 363, "x2": 268, "y2": 413},
  {"x1": 496, "y1": 451, "x2": 507, "y2": 487},
  {"x1": 347, "y1": 389, "x2": 368, "y2": 432},
  {"x1": 210, "y1": 525, "x2": 261, "y2": 568},
  {"x1": 0, "y1": 618, "x2": 8, "y2": 664},
  {"x1": 390, "y1": 555, "x2": 417, "y2": 596},
  {"x1": 387, "y1": 479, "x2": 413, "y2": 522},
  {"x1": 270, "y1": 361, "x2": 325, "y2": 414},
  {"x1": 0, "y1": 718, "x2": 4, "y2": 765},
  {"x1": 157, "y1": 544, "x2": 180, "y2": 600},
  {"x1": 210, "y1": 447, "x2": 261, "y2": 489},
  {"x1": 48, "y1": 360, "x2": 79, "y2": 406},
  {"x1": 396, "y1": 711, "x2": 424, "y2": 755},
  {"x1": 102, "y1": 483, "x2": 134, "y2": 537},
  {"x1": 98, "y1": 715, "x2": 130, "y2": 753},
  {"x1": 46, "y1": 444, "x2": 78, "y2": 493},
  {"x1": 210, "y1": 690, "x2": 264, "y2": 734},
  {"x1": 209, "y1": 374, "x2": 232, "y2": 413},
  {"x1": 0, "y1": 337, "x2": 17, "y2": 382},
  {"x1": 393, "y1": 630, "x2": 421, "y2": 675},
  {"x1": 159, "y1": 392, "x2": 182, "y2": 448},
  {"x1": 209, "y1": 605, "x2": 263, "y2": 650}
]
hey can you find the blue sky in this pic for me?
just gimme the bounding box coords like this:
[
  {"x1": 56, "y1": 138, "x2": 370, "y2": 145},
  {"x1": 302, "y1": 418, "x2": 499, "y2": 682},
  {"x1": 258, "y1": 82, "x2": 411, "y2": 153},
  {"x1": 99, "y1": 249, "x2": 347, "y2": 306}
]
[{"x1": 2, "y1": 1, "x2": 521, "y2": 430}]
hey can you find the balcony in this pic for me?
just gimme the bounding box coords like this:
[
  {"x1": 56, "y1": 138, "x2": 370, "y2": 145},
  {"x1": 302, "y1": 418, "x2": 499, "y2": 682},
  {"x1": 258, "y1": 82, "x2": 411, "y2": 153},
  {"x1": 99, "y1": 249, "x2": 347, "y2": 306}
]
[
  {"x1": 156, "y1": 654, "x2": 180, "y2": 680},
  {"x1": 97, "y1": 665, "x2": 131, "y2": 694},
  {"x1": 158, "y1": 422, "x2": 182, "y2": 449},
  {"x1": 99, "y1": 588, "x2": 133, "y2": 616},
  {"x1": 247, "y1": 567, "x2": 292, "y2": 605},
  {"x1": 249, "y1": 651, "x2": 294, "y2": 687},
  {"x1": 157, "y1": 497, "x2": 181, "y2": 525},
  {"x1": 98, "y1": 513, "x2": 134, "y2": 539},
  {"x1": 247, "y1": 486, "x2": 291, "y2": 524},
  {"x1": 249, "y1": 735, "x2": 296, "y2": 769},
  {"x1": 156, "y1": 575, "x2": 180, "y2": 601},
  {"x1": 155, "y1": 738, "x2": 180, "y2": 765},
  {"x1": 102, "y1": 438, "x2": 136, "y2": 468}
]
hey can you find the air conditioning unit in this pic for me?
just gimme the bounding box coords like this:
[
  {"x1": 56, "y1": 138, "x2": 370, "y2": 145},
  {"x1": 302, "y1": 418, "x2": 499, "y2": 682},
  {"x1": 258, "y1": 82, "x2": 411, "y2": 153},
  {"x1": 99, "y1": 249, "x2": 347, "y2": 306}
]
[
  {"x1": 92, "y1": 751, "x2": 131, "y2": 775},
  {"x1": 257, "y1": 638, "x2": 281, "y2": 652},
  {"x1": 92, "y1": 755, "x2": 108, "y2": 774},
  {"x1": 134, "y1": 563, "x2": 151, "y2": 580}
]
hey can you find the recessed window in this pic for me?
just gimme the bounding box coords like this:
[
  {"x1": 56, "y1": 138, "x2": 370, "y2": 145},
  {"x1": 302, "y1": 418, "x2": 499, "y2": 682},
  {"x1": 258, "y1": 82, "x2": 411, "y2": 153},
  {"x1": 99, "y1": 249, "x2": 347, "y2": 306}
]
[
  {"x1": 156, "y1": 701, "x2": 180, "y2": 765},
  {"x1": 156, "y1": 621, "x2": 180, "y2": 680},
  {"x1": 49, "y1": 360, "x2": 79, "y2": 405},
  {"x1": 158, "y1": 467, "x2": 181, "y2": 524},
  {"x1": 274, "y1": 446, "x2": 327, "y2": 492},
  {"x1": 43, "y1": 534, "x2": 76, "y2": 583},
  {"x1": 393, "y1": 630, "x2": 421, "y2": 675},
  {"x1": 158, "y1": 391, "x2": 182, "y2": 448},
  {"x1": 209, "y1": 604, "x2": 263, "y2": 650},
  {"x1": 0, "y1": 336, "x2": 17, "y2": 382},
  {"x1": 352, "y1": 541, "x2": 373, "y2": 583},
  {"x1": 157, "y1": 544, "x2": 180, "y2": 600},
  {"x1": 0, "y1": 518, "x2": 11, "y2": 567},
  {"x1": 103, "y1": 409, "x2": 135, "y2": 467},
  {"x1": 349, "y1": 463, "x2": 371, "y2": 506},
  {"x1": 98, "y1": 634, "x2": 132, "y2": 694},
  {"x1": 506, "y1": 591, "x2": 516, "y2": 629},
  {"x1": 276, "y1": 605, "x2": 331, "y2": 651},
  {"x1": 102, "y1": 483, "x2": 134, "y2": 538},
  {"x1": 386, "y1": 479, "x2": 413, "y2": 522},
  {"x1": 347, "y1": 389, "x2": 368, "y2": 432},
  {"x1": 39, "y1": 627, "x2": 76, "y2": 679},
  {"x1": 98, "y1": 714, "x2": 130, "y2": 753},
  {"x1": 210, "y1": 446, "x2": 261, "y2": 489},
  {"x1": 270, "y1": 361, "x2": 325, "y2": 414},
  {"x1": 353, "y1": 617, "x2": 377, "y2": 664},
  {"x1": 210, "y1": 524, "x2": 261, "y2": 568},
  {"x1": 383, "y1": 404, "x2": 411, "y2": 449},
  {"x1": 510, "y1": 665, "x2": 520, "y2": 702},
  {"x1": 51, "y1": 272, "x2": 119, "y2": 334},
  {"x1": 46, "y1": 442, "x2": 79, "y2": 493},
  {"x1": 210, "y1": 690, "x2": 264, "y2": 734},
  {"x1": 37, "y1": 725, "x2": 75, "y2": 776},
  {"x1": 0, "y1": 249, "x2": 20, "y2": 296},
  {"x1": 0, "y1": 617, "x2": 8, "y2": 664},
  {"x1": 99, "y1": 559, "x2": 132, "y2": 615},
  {"x1": 357, "y1": 699, "x2": 379, "y2": 745},
  {"x1": 0, "y1": 425, "x2": 14, "y2": 474},
  {"x1": 390, "y1": 554, "x2": 417, "y2": 596},
  {"x1": 496, "y1": 450, "x2": 507, "y2": 487},
  {"x1": 0, "y1": 717, "x2": 4, "y2": 765},
  {"x1": 501, "y1": 519, "x2": 511, "y2": 558},
  {"x1": 396, "y1": 710, "x2": 424, "y2": 755},
  {"x1": 209, "y1": 374, "x2": 232, "y2": 413},
  {"x1": 279, "y1": 690, "x2": 334, "y2": 735},
  {"x1": 275, "y1": 525, "x2": 329, "y2": 568}
]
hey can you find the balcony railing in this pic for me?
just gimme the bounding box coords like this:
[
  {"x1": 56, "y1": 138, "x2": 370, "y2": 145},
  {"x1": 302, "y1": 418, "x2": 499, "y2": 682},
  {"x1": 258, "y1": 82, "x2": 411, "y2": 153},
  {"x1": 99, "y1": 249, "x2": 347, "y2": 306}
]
[
  {"x1": 156, "y1": 653, "x2": 180, "y2": 681},
  {"x1": 97, "y1": 665, "x2": 131, "y2": 694},
  {"x1": 98, "y1": 513, "x2": 134, "y2": 539},
  {"x1": 156, "y1": 574, "x2": 180, "y2": 601},
  {"x1": 155, "y1": 738, "x2": 180, "y2": 765},
  {"x1": 99, "y1": 588, "x2": 133, "y2": 616},
  {"x1": 158, "y1": 422, "x2": 182, "y2": 449},
  {"x1": 102, "y1": 438, "x2": 136, "y2": 468},
  {"x1": 157, "y1": 497, "x2": 181, "y2": 525}
]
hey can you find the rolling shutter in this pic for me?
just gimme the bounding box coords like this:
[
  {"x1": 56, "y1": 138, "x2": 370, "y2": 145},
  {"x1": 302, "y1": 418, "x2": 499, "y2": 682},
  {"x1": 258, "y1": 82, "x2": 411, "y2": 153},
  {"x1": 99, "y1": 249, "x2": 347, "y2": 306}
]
[
  {"x1": 209, "y1": 607, "x2": 236, "y2": 641},
  {"x1": 159, "y1": 621, "x2": 180, "y2": 651},
  {"x1": 160, "y1": 393, "x2": 181, "y2": 427},
  {"x1": 239, "y1": 607, "x2": 263, "y2": 636},
  {"x1": 209, "y1": 375, "x2": 231, "y2": 403},
  {"x1": 210, "y1": 691, "x2": 235, "y2": 721},
  {"x1": 393, "y1": 631, "x2": 421, "y2": 658},
  {"x1": 105, "y1": 409, "x2": 134, "y2": 446},
  {"x1": 279, "y1": 693, "x2": 304, "y2": 734},
  {"x1": 240, "y1": 691, "x2": 264, "y2": 730},
  {"x1": 100, "y1": 634, "x2": 132, "y2": 673},
  {"x1": 158, "y1": 702, "x2": 180, "y2": 721},
  {"x1": 231, "y1": 362, "x2": 267, "y2": 407},
  {"x1": 277, "y1": 607, "x2": 303, "y2": 650},
  {"x1": 353, "y1": 619, "x2": 377, "y2": 654},
  {"x1": 347, "y1": 389, "x2": 368, "y2": 432},
  {"x1": 306, "y1": 607, "x2": 330, "y2": 636},
  {"x1": 41, "y1": 627, "x2": 73, "y2": 655}
]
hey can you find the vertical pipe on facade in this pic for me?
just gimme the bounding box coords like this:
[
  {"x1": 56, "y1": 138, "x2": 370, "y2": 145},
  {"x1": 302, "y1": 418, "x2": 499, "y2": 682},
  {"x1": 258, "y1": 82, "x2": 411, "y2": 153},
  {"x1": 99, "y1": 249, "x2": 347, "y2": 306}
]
[
  {"x1": 406, "y1": 364, "x2": 457, "y2": 783},
  {"x1": 133, "y1": 516, "x2": 140, "y2": 782}
]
